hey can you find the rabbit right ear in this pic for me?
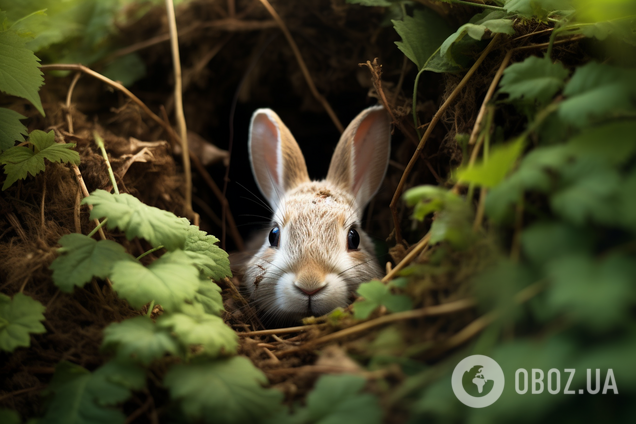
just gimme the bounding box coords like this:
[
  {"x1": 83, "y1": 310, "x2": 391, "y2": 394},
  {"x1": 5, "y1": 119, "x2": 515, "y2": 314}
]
[{"x1": 249, "y1": 109, "x2": 310, "y2": 208}]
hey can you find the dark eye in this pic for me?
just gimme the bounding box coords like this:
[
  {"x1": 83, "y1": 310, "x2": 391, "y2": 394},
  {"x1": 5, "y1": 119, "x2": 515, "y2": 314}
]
[
  {"x1": 269, "y1": 226, "x2": 280, "y2": 248},
  {"x1": 347, "y1": 228, "x2": 360, "y2": 250}
]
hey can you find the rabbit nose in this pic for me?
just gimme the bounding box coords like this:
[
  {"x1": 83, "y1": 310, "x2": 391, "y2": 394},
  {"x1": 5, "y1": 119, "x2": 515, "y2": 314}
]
[{"x1": 296, "y1": 284, "x2": 326, "y2": 296}]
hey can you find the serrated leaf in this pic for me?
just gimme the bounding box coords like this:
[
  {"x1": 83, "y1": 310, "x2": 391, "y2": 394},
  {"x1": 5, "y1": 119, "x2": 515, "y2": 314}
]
[
  {"x1": 0, "y1": 130, "x2": 80, "y2": 190},
  {"x1": 457, "y1": 137, "x2": 526, "y2": 187},
  {"x1": 393, "y1": 9, "x2": 454, "y2": 71},
  {"x1": 0, "y1": 293, "x2": 46, "y2": 352},
  {"x1": 50, "y1": 234, "x2": 134, "y2": 292},
  {"x1": 0, "y1": 107, "x2": 27, "y2": 152},
  {"x1": 102, "y1": 316, "x2": 181, "y2": 365},
  {"x1": 165, "y1": 356, "x2": 283, "y2": 424},
  {"x1": 287, "y1": 374, "x2": 382, "y2": 424},
  {"x1": 184, "y1": 226, "x2": 232, "y2": 280},
  {"x1": 499, "y1": 56, "x2": 569, "y2": 105},
  {"x1": 193, "y1": 281, "x2": 224, "y2": 316},
  {"x1": 546, "y1": 254, "x2": 634, "y2": 330},
  {"x1": 354, "y1": 280, "x2": 412, "y2": 319},
  {"x1": 42, "y1": 360, "x2": 143, "y2": 424},
  {"x1": 158, "y1": 311, "x2": 237, "y2": 357},
  {"x1": 559, "y1": 62, "x2": 636, "y2": 127},
  {"x1": 0, "y1": 30, "x2": 44, "y2": 115},
  {"x1": 109, "y1": 250, "x2": 200, "y2": 311},
  {"x1": 82, "y1": 190, "x2": 190, "y2": 250}
]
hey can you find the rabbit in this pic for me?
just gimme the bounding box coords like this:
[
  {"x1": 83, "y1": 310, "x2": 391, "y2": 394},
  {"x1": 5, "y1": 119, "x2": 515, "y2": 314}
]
[{"x1": 242, "y1": 105, "x2": 391, "y2": 327}]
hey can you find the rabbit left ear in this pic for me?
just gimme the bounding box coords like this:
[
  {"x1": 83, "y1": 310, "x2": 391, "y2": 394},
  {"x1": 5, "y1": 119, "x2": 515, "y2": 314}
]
[{"x1": 326, "y1": 105, "x2": 391, "y2": 209}]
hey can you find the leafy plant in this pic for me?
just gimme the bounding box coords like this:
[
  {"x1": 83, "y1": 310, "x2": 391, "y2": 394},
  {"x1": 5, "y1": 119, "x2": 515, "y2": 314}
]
[{"x1": 0, "y1": 292, "x2": 46, "y2": 352}]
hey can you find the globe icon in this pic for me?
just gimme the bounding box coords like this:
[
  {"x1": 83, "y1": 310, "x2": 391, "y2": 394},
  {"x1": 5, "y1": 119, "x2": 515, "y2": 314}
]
[{"x1": 461, "y1": 365, "x2": 495, "y2": 397}]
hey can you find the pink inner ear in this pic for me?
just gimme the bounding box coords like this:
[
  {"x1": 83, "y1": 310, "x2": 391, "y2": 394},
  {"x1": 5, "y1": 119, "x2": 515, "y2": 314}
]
[
  {"x1": 351, "y1": 114, "x2": 376, "y2": 195},
  {"x1": 254, "y1": 114, "x2": 280, "y2": 186}
]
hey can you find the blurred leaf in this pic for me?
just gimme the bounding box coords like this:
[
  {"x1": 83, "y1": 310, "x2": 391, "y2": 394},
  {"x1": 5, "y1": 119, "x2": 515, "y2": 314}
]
[
  {"x1": 165, "y1": 356, "x2": 283, "y2": 424},
  {"x1": 393, "y1": 8, "x2": 454, "y2": 71},
  {"x1": 354, "y1": 280, "x2": 412, "y2": 319},
  {"x1": 42, "y1": 360, "x2": 142, "y2": 424},
  {"x1": 504, "y1": 0, "x2": 574, "y2": 19},
  {"x1": 499, "y1": 56, "x2": 569, "y2": 106},
  {"x1": 0, "y1": 293, "x2": 46, "y2": 352},
  {"x1": 0, "y1": 107, "x2": 27, "y2": 152},
  {"x1": 183, "y1": 226, "x2": 232, "y2": 280},
  {"x1": 274, "y1": 374, "x2": 382, "y2": 424},
  {"x1": 102, "y1": 53, "x2": 146, "y2": 87},
  {"x1": 550, "y1": 158, "x2": 620, "y2": 226},
  {"x1": 82, "y1": 190, "x2": 191, "y2": 250},
  {"x1": 0, "y1": 130, "x2": 79, "y2": 190},
  {"x1": 102, "y1": 316, "x2": 181, "y2": 365},
  {"x1": 546, "y1": 253, "x2": 634, "y2": 330},
  {"x1": 50, "y1": 234, "x2": 134, "y2": 292},
  {"x1": 456, "y1": 137, "x2": 525, "y2": 188},
  {"x1": 158, "y1": 311, "x2": 238, "y2": 357},
  {"x1": 521, "y1": 221, "x2": 595, "y2": 267},
  {"x1": 109, "y1": 250, "x2": 200, "y2": 311},
  {"x1": 574, "y1": 0, "x2": 636, "y2": 22},
  {"x1": 559, "y1": 62, "x2": 636, "y2": 127},
  {"x1": 566, "y1": 121, "x2": 636, "y2": 164},
  {"x1": 0, "y1": 409, "x2": 21, "y2": 424},
  {"x1": 0, "y1": 30, "x2": 44, "y2": 115}
]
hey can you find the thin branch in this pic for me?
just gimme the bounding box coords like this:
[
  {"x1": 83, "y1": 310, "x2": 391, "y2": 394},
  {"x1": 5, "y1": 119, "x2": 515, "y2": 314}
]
[
  {"x1": 258, "y1": 0, "x2": 343, "y2": 133},
  {"x1": 468, "y1": 49, "x2": 513, "y2": 145},
  {"x1": 238, "y1": 323, "x2": 324, "y2": 337},
  {"x1": 276, "y1": 298, "x2": 476, "y2": 358},
  {"x1": 389, "y1": 34, "x2": 502, "y2": 243},
  {"x1": 382, "y1": 233, "x2": 430, "y2": 283},
  {"x1": 165, "y1": 0, "x2": 193, "y2": 216}
]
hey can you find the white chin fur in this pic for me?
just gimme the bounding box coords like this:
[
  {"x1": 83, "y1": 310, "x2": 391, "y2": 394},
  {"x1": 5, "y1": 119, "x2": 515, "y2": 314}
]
[{"x1": 275, "y1": 272, "x2": 349, "y2": 318}]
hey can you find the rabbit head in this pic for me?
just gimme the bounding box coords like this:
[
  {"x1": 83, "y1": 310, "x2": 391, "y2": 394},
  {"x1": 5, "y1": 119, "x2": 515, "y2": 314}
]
[{"x1": 243, "y1": 105, "x2": 391, "y2": 326}]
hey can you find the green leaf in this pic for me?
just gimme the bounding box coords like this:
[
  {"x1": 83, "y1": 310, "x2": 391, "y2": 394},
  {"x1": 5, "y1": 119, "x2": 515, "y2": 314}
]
[
  {"x1": 158, "y1": 311, "x2": 237, "y2": 357},
  {"x1": 82, "y1": 190, "x2": 190, "y2": 250},
  {"x1": 50, "y1": 234, "x2": 134, "y2": 292},
  {"x1": 546, "y1": 254, "x2": 634, "y2": 330},
  {"x1": 0, "y1": 130, "x2": 80, "y2": 190},
  {"x1": 354, "y1": 280, "x2": 412, "y2": 319},
  {"x1": 499, "y1": 56, "x2": 569, "y2": 105},
  {"x1": 0, "y1": 293, "x2": 46, "y2": 352},
  {"x1": 485, "y1": 145, "x2": 572, "y2": 222},
  {"x1": 504, "y1": 0, "x2": 573, "y2": 19},
  {"x1": 0, "y1": 30, "x2": 44, "y2": 115},
  {"x1": 42, "y1": 360, "x2": 144, "y2": 424},
  {"x1": 566, "y1": 120, "x2": 636, "y2": 164},
  {"x1": 109, "y1": 250, "x2": 201, "y2": 311},
  {"x1": 102, "y1": 54, "x2": 146, "y2": 87},
  {"x1": 559, "y1": 62, "x2": 636, "y2": 127},
  {"x1": 165, "y1": 356, "x2": 284, "y2": 424},
  {"x1": 456, "y1": 137, "x2": 525, "y2": 187},
  {"x1": 183, "y1": 226, "x2": 232, "y2": 280},
  {"x1": 403, "y1": 185, "x2": 451, "y2": 221},
  {"x1": 0, "y1": 409, "x2": 21, "y2": 424},
  {"x1": 282, "y1": 374, "x2": 382, "y2": 424},
  {"x1": 393, "y1": 8, "x2": 454, "y2": 71},
  {"x1": 0, "y1": 107, "x2": 27, "y2": 152},
  {"x1": 193, "y1": 281, "x2": 224, "y2": 316},
  {"x1": 521, "y1": 221, "x2": 595, "y2": 267},
  {"x1": 102, "y1": 316, "x2": 181, "y2": 365},
  {"x1": 550, "y1": 158, "x2": 620, "y2": 226}
]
